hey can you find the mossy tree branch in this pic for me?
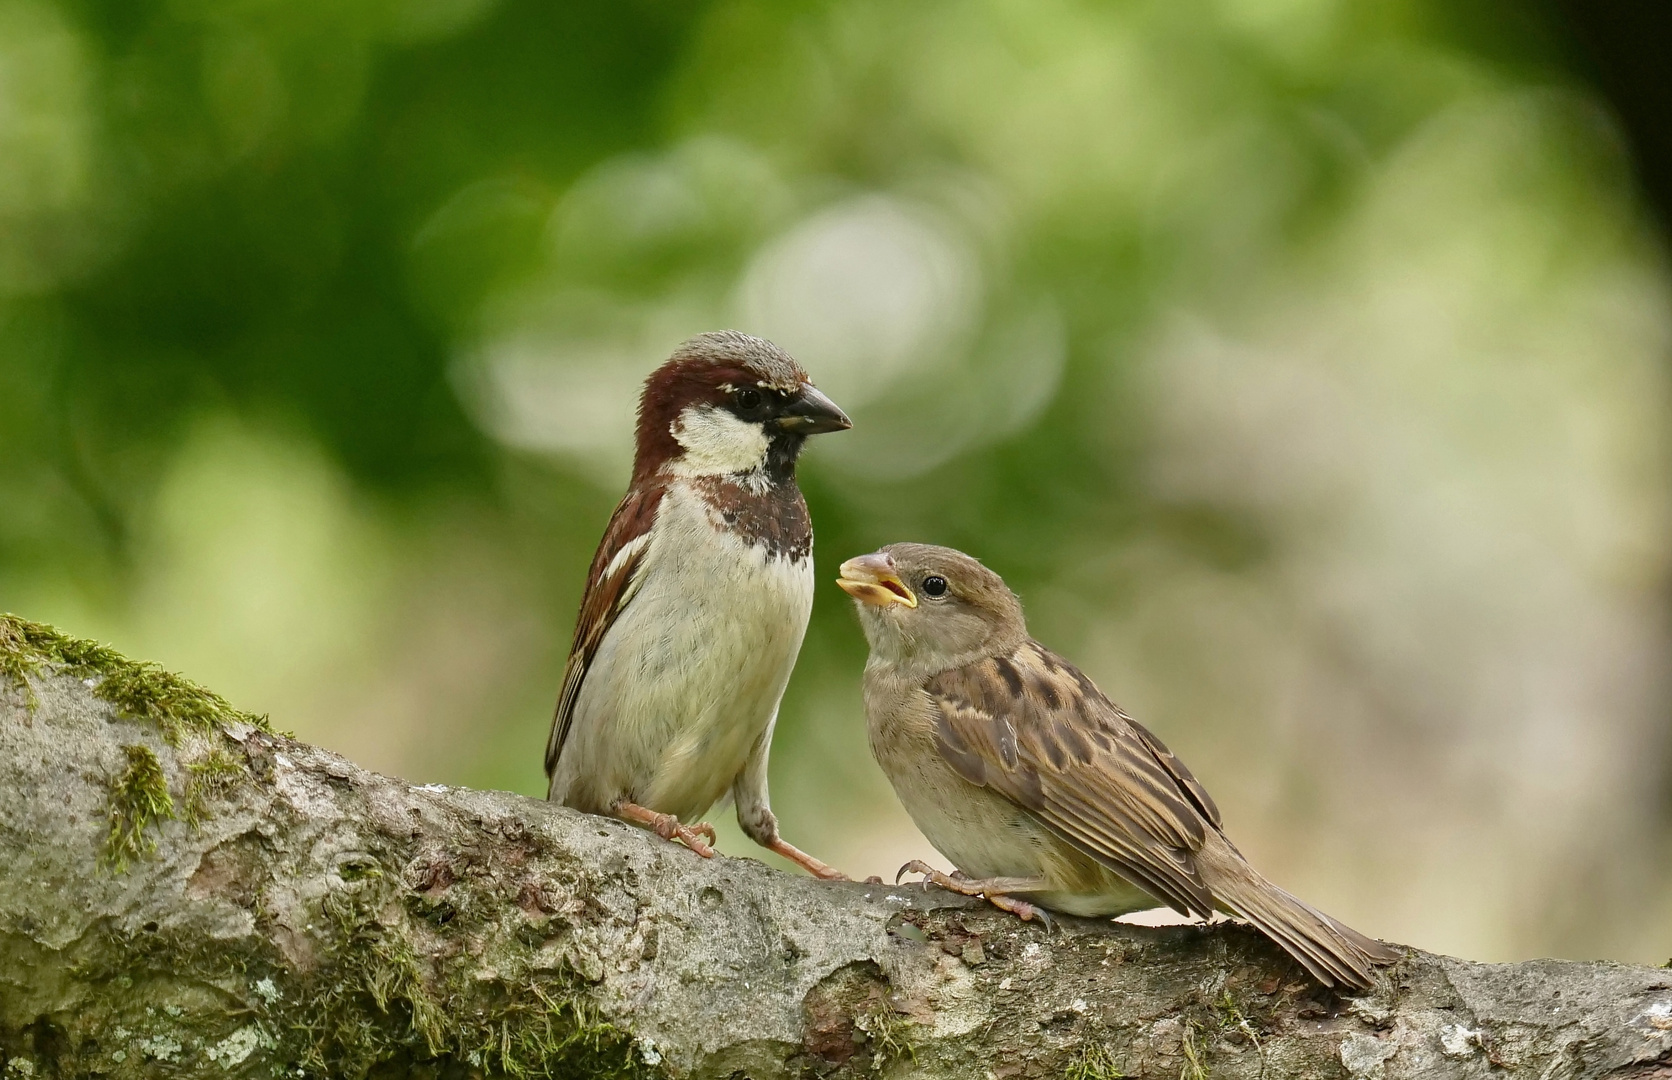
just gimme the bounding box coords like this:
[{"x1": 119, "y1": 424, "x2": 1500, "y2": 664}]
[{"x1": 2, "y1": 615, "x2": 1670, "y2": 1079}]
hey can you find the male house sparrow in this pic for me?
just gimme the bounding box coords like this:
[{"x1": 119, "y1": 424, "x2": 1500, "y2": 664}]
[
  {"x1": 838, "y1": 543, "x2": 1400, "y2": 988},
  {"x1": 545, "y1": 331, "x2": 851, "y2": 879}
]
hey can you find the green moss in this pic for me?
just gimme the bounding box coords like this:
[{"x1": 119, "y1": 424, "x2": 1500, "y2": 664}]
[
  {"x1": 1213, "y1": 990, "x2": 1265, "y2": 1049},
  {"x1": 105, "y1": 745, "x2": 176, "y2": 872},
  {"x1": 287, "y1": 880, "x2": 651, "y2": 1079},
  {"x1": 10, "y1": 614, "x2": 649, "y2": 1077},
  {"x1": 0, "y1": 618, "x2": 36, "y2": 704},
  {"x1": 1178, "y1": 1018, "x2": 1209, "y2": 1080},
  {"x1": 0, "y1": 614, "x2": 270, "y2": 742},
  {"x1": 2, "y1": 615, "x2": 267, "y2": 872},
  {"x1": 1063, "y1": 1042, "x2": 1124, "y2": 1080},
  {"x1": 854, "y1": 998, "x2": 917, "y2": 1071},
  {"x1": 181, "y1": 747, "x2": 247, "y2": 827},
  {"x1": 456, "y1": 987, "x2": 649, "y2": 1080}
]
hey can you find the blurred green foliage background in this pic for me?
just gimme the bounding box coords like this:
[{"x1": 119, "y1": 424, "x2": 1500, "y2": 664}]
[{"x1": 3, "y1": 0, "x2": 1670, "y2": 965}]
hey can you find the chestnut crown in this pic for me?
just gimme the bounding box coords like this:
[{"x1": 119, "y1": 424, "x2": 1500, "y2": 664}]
[{"x1": 632, "y1": 331, "x2": 850, "y2": 484}]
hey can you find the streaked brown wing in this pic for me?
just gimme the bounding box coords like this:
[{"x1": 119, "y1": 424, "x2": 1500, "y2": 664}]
[
  {"x1": 1131, "y1": 720, "x2": 1221, "y2": 828},
  {"x1": 926, "y1": 640, "x2": 1220, "y2": 917},
  {"x1": 544, "y1": 483, "x2": 665, "y2": 778}
]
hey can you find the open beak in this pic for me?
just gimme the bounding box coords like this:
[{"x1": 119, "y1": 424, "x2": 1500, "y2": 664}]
[
  {"x1": 837, "y1": 552, "x2": 916, "y2": 608},
  {"x1": 775, "y1": 383, "x2": 852, "y2": 434}
]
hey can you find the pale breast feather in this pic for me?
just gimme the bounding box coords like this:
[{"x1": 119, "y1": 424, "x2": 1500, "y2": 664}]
[{"x1": 545, "y1": 472, "x2": 813, "y2": 783}]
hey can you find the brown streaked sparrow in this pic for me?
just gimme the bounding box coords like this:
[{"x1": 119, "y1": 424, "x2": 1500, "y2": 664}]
[
  {"x1": 545, "y1": 331, "x2": 851, "y2": 879},
  {"x1": 837, "y1": 543, "x2": 1400, "y2": 989}
]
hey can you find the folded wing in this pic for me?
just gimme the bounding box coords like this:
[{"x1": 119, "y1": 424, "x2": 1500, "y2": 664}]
[
  {"x1": 926, "y1": 640, "x2": 1223, "y2": 918},
  {"x1": 545, "y1": 484, "x2": 665, "y2": 778}
]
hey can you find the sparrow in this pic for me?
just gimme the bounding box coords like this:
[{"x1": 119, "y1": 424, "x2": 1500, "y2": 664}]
[
  {"x1": 837, "y1": 543, "x2": 1400, "y2": 989},
  {"x1": 545, "y1": 331, "x2": 852, "y2": 879}
]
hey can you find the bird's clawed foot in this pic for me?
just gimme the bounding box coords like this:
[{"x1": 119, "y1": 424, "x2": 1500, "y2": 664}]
[
  {"x1": 897, "y1": 859, "x2": 984, "y2": 895},
  {"x1": 895, "y1": 860, "x2": 1053, "y2": 927},
  {"x1": 768, "y1": 837, "x2": 849, "y2": 880},
  {"x1": 614, "y1": 801, "x2": 717, "y2": 857},
  {"x1": 658, "y1": 817, "x2": 718, "y2": 856}
]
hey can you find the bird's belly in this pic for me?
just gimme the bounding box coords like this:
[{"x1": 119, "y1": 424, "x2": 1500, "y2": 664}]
[
  {"x1": 899, "y1": 777, "x2": 1048, "y2": 879},
  {"x1": 910, "y1": 785, "x2": 1158, "y2": 916},
  {"x1": 1029, "y1": 881, "x2": 1159, "y2": 918},
  {"x1": 878, "y1": 729, "x2": 1056, "y2": 880},
  {"x1": 561, "y1": 506, "x2": 813, "y2": 822}
]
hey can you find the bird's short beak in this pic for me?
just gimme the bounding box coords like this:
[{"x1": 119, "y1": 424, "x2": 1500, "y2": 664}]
[
  {"x1": 837, "y1": 552, "x2": 916, "y2": 608},
  {"x1": 775, "y1": 383, "x2": 852, "y2": 434}
]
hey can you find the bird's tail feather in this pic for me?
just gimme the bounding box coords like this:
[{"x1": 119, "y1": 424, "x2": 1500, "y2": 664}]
[{"x1": 1201, "y1": 838, "x2": 1400, "y2": 991}]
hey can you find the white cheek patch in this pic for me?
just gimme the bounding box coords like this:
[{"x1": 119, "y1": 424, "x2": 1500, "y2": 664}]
[{"x1": 668, "y1": 404, "x2": 770, "y2": 477}]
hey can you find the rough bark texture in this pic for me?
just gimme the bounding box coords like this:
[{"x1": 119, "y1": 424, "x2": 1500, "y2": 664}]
[{"x1": 2, "y1": 616, "x2": 1671, "y2": 1080}]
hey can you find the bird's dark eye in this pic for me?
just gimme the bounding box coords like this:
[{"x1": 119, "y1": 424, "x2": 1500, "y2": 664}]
[
  {"x1": 735, "y1": 388, "x2": 763, "y2": 411},
  {"x1": 921, "y1": 575, "x2": 948, "y2": 598}
]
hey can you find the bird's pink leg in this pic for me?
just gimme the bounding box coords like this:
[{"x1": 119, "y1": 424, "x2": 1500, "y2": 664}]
[
  {"x1": 614, "y1": 801, "x2": 717, "y2": 857},
  {"x1": 897, "y1": 860, "x2": 1052, "y2": 925},
  {"x1": 766, "y1": 837, "x2": 848, "y2": 881}
]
